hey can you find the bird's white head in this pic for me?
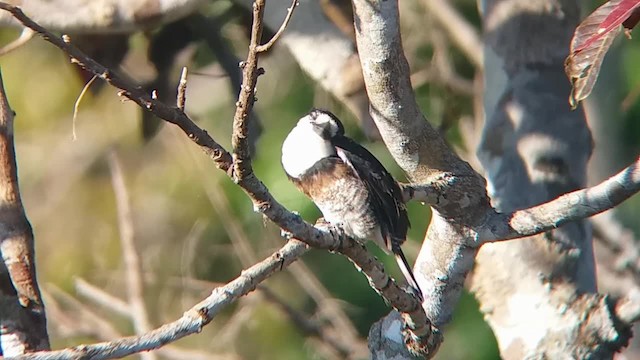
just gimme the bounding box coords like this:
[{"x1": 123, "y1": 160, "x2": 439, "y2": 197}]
[{"x1": 281, "y1": 109, "x2": 344, "y2": 178}]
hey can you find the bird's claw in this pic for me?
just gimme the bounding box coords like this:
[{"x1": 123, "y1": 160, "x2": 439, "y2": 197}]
[{"x1": 314, "y1": 218, "x2": 347, "y2": 250}]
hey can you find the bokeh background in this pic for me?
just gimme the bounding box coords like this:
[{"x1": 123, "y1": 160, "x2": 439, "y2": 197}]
[{"x1": 0, "y1": 0, "x2": 639, "y2": 359}]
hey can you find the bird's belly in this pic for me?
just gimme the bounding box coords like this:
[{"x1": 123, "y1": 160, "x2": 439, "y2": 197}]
[{"x1": 313, "y1": 177, "x2": 378, "y2": 241}]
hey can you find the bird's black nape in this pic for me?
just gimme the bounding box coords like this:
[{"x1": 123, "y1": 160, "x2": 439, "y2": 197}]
[{"x1": 309, "y1": 108, "x2": 345, "y2": 136}]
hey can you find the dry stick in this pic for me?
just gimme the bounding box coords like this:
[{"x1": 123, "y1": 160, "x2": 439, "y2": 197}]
[
  {"x1": 45, "y1": 286, "x2": 122, "y2": 341},
  {"x1": 256, "y1": 0, "x2": 299, "y2": 53},
  {"x1": 71, "y1": 75, "x2": 97, "y2": 140},
  {"x1": 74, "y1": 277, "x2": 131, "y2": 318},
  {"x1": 107, "y1": 151, "x2": 157, "y2": 360},
  {"x1": 230, "y1": 0, "x2": 264, "y2": 182},
  {"x1": 15, "y1": 240, "x2": 309, "y2": 360},
  {"x1": 177, "y1": 67, "x2": 188, "y2": 111},
  {"x1": 0, "y1": 68, "x2": 50, "y2": 352}
]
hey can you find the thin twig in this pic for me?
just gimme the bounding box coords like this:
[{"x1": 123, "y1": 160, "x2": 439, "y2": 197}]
[
  {"x1": 45, "y1": 288, "x2": 240, "y2": 360},
  {"x1": 108, "y1": 151, "x2": 155, "y2": 355},
  {"x1": 177, "y1": 67, "x2": 188, "y2": 111},
  {"x1": 0, "y1": 27, "x2": 34, "y2": 55},
  {"x1": 256, "y1": 0, "x2": 299, "y2": 53},
  {"x1": 230, "y1": 0, "x2": 266, "y2": 182},
  {"x1": 71, "y1": 74, "x2": 97, "y2": 140},
  {"x1": 74, "y1": 277, "x2": 131, "y2": 317}
]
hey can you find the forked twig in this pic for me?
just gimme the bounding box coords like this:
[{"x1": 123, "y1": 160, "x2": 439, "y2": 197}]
[{"x1": 256, "y1": 0, "x2": 299, "y2": 53}]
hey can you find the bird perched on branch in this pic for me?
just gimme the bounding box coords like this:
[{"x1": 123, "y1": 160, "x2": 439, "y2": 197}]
[{"x1": 281, "y1": 109, "x2": 422, "y2": 299}]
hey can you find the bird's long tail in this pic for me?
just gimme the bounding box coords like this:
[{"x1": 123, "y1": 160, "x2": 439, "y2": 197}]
[{"x1": 391, "y1": 240, "x2": 424, "y2": 301}]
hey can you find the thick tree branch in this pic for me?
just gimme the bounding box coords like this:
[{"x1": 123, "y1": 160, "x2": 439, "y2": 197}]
[
  {"x1": 352, "y1": 0, "x2": 489, "y2": 356},
  {"x1": 0, "y1": 69, "x2": 50, "y2": 354},
  {"x1": 481, "y1": 156, "x2": 640, "y2": 242}
]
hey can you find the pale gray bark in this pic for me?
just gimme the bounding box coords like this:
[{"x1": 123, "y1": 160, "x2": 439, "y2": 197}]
[{"x1": 472, "y1": 0, "x2": 624, "y2": 358}]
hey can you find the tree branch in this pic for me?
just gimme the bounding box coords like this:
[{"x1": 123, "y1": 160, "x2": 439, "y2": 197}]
[
  {"x1": 13, "y1": 240, "x2": 309, "y2": 360},
  {"x1": 0, "y1": 3, "x2": 233, "y2": 173},
  {"x1": 0, "y1": 68, "x2": 50, "y2": 354},
  {"x1": 481, "y1": 156, "x2": 640, "y2": 242},
  {"x1": 255, "y1": 0, "x2": 299, "y2": 53},
  {"x1": 107, "y1": 151, "x2": 156, "y2": 360}
]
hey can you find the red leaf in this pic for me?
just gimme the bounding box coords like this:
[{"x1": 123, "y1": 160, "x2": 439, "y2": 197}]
[
  {"x1": 565, "y1": 0, "x2": 640, "y2": 108},
  {"x1": 574, "y1": 0, "x2": 640, "y2": 53}
]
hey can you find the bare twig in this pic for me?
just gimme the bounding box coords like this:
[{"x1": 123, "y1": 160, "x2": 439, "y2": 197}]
[
  {"x1": 481, "y1": 156, "x2": 640, "y2": 242},
  {"x1": 0, "y1": 68, "x2": 50, "y2": 353},
  {"x1": 108, "y1": 151, "x2": 155, "y2": 356},
  {"x1": 177, "y1": 67, "x2": 188, "y2": 111},
  {"x1": 74, "y1": 277, "x2": 131, "y2": 318},
  {"x1": 230, "y1": 0, "x2": 266, "y2": 182},
  {"x1": 46, "y1": 287, "x2": 240, "y2": 360},
  {"x1": 45, "y1": 286, "x2": 122, "y2": 341},
  {"x1": 256, "y1": 0, "x2": 299, "y2": 53},
  {"x1": 71, "y1": 74, "x2": 97, "y2": 140},
  {"x1": 18, "y1": 240, "x2": 309, "y2": 360},
  {"x1": 0, "y1": 27, "x2": 34, "y2": 55}
]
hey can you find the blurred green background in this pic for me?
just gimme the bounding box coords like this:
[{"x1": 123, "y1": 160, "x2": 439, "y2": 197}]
[{"x1": 0, "y1": 0, "x2": 639, "y2": 359}]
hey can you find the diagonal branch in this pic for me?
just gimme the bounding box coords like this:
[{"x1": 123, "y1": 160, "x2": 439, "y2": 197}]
[
  {"x1": 15, "y1": 240, "x2": 309, "y2": 360},
  {"x1": 481, "y1": 156, "x2": 640, "y2": 242},
  {"x1": 0, "y1": 3, "x2": 232, "y2": 173}
]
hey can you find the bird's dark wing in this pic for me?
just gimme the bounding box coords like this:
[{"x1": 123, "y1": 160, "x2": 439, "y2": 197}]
[
  {"x1": 332, "y1": 135, "x2": 409, "y2": 247},
  {"x1": 333, "y1": 136, "x2": 422, "y2": 298}
]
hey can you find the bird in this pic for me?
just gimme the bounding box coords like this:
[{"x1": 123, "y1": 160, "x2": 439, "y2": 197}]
[{"x1": 281, "y1": 108, "x2": 422, "y2": 299}]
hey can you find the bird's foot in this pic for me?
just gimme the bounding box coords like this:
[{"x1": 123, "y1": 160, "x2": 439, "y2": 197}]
[{"x1": 314, "y1": 218, "x2": 347, "y2": 251}]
